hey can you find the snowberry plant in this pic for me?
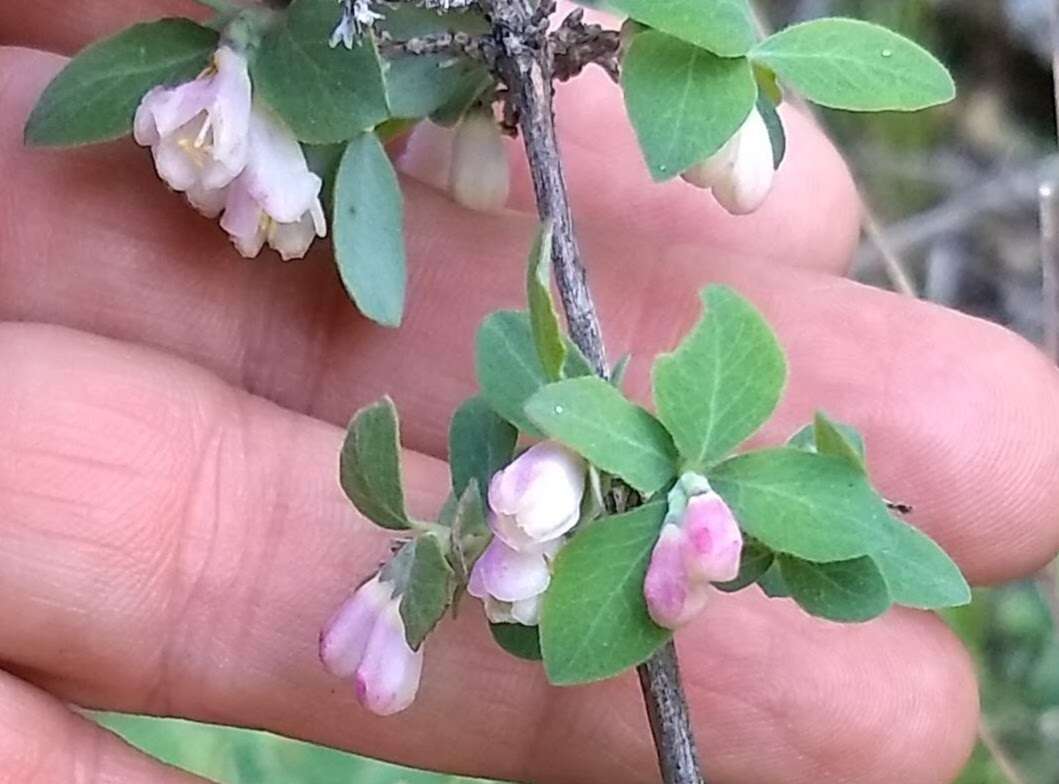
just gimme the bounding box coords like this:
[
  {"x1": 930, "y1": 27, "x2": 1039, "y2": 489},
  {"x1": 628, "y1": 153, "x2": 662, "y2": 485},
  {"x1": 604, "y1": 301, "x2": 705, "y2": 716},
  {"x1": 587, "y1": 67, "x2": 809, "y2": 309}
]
[{"x1": 25, "y1": 0, "x2": 969, "y2": 780}]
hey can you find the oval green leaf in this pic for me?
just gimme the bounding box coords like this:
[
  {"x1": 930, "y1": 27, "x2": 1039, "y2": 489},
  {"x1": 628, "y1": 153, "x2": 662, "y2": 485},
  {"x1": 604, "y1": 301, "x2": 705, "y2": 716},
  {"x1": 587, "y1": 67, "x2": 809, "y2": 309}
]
[
  {"x1": 750, "y1": 19, "x2": 955, "y2": 112},
  {"x1": 490, "y1": 623, "x2": 543, "y2": 661},
  {"x1": 339, "y1": 397, "x2": 411, "y2": 530},
  {"x1": 333, "y1": 132, "x2": 407, "y2": 327},
  {"x1": 622, "y1": 30, "x2": 758, "y2": 181},
  {"x1": 778, "y1": 554, "x2": 892, "y2": 623},
  {"x1": 25, "y1": 19, "x2": 218, "y2": 147},
  {"x1": 541, "y1": 503, "x2": 671, "y2": 685}
]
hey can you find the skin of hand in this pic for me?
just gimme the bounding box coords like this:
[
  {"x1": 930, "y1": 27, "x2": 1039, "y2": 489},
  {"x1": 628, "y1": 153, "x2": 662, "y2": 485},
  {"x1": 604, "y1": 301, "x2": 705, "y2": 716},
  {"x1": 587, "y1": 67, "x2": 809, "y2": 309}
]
[{"x1": 1, "y1": 3, "x2": 1059, "y2": 783}]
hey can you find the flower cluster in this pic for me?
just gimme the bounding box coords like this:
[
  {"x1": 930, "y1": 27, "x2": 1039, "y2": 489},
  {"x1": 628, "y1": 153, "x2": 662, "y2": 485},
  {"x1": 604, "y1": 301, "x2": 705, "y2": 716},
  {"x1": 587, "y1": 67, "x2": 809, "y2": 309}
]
[
  {"x1": 643, "y1": 475, "x2": 743, "y2": 629},
  {"x1": 319, "y1": 574, "x2": 424, "y2": 717},
  {"x1": 682, "y1": 108, "x2": 776, "y2": 216},
  {"x1": 469, "y1": 441, "x2": 586, "y2": 625},
  {"x1": 134, "y1": 45, "x2": 326, "y2": 260}
]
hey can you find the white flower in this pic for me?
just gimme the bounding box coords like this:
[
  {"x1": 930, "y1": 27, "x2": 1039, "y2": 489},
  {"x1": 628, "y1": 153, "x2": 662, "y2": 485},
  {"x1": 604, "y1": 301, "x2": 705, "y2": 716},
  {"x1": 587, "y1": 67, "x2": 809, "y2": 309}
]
[
  {"x1": 319, "y1": 574, "x2": 424, "y2": 716},
  {"x1": 682, "y1": 108, "x2": 776, "y2": 216},
  {"x1": 219, "y1": 103, "x2": 327, "y2": 260},
  {"x1": 468, "y1": 536, "x2": 562, "y2": 626},
  {"x1": 488, "y1": 442, "x2": 586, "y2": 552},
  {"x1": 448, "y1": 108, "x2": 510, "y2": 213},
  {"x1": 134, "y1": 46, "x2": 252, "y2": 202}
]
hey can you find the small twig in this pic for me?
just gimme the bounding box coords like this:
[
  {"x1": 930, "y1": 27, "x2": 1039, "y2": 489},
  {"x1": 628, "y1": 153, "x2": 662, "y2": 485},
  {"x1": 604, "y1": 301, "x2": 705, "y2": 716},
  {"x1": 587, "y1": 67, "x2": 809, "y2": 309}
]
[
  {"x1": 550, "y1": 7, "x2": 621, "y2": 82},
  {"x1": 978, "y1": 718, "x2": 1030, "y2": 784},
  {"x1": 378, "y1": 30, "x2": 495, "y2": 65},
  {"x1": 489, "y1": 1, "x2": 703, "y2": 782},
  {"x1": 1040, "y1": 183, "x2": 1059, "y2": 363}
]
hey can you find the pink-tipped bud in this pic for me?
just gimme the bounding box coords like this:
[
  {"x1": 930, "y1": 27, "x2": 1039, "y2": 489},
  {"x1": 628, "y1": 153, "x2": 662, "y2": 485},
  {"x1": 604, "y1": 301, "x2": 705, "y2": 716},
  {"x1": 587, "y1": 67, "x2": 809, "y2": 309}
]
[
  {"x1": 467, "y1": 536, "x2": 561, "y2": 626},
  {"x1": 488, "y1": 441, "x2": 586, "y2": 552},
  {"x1": 319, "y1": 574, "x2": 424, "y2": 716},
  {"x1": 644, "y1": 481, "x2": 743, "y2": 630},
  {"x1": 681, "y1": 108, "x2": 776, "y2": 216},
  {"x1": 680, "y1": 492, "x2": 743, "y2": 584},
  {"x1": 448, "y1": 108, "x2": 510, "y2": 213},
  {"x1": 354, "y1": 602, "x2": 425, "y2": 717}
]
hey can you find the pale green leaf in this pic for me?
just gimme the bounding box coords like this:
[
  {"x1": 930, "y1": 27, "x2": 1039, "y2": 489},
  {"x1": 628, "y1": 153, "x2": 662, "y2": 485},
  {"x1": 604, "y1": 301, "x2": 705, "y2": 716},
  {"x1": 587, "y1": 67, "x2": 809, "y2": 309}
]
[
  {"x1": 813, "y1": 411, "x2": 866, "y2": 470},
  {"x1": 653, "y1": 286, "x2": 786, "y2": 469},
  {"x1": 339, "y1": 397, "x2": 410, "y2": 530},
  {"x1": 25, "y1": 19, "x2": 217, "y2": 147},
  {"x1": 252, "y1": 0, "x2": 388, "y2": 143},
  {"x1": 622, "y1": 31, "x2": 758, "y2": 181},
  {"x1": 398, "y1": 534, "x2": 455, "y2": 649},
  {"x1": 527, "y1": 223, "x2": 567, "y2": 381},
  {"x1": 608, "y1": 0, "x2": 757, "y2": 57},
  {"x1": 449, "y1": 482, "x2": 490, "y2": 581},
  {"x1": 541, "y1": 503, "x2": 671, "y2": 685},
  {"x1": 750, "y1": 19, "x2": 955, "y2": 112},
  {"x1": 872, "y1": 521, "x2": 971, "y2": 609},
  {"x1": 525, "y1": 377, "x2": 678, "y2": 495},
  {"x1": 778, "y1": 554, "x2": 891, "y2": 622},
  {"x1": 333, "y1": 132, "x2": 406, "y2": 326}
]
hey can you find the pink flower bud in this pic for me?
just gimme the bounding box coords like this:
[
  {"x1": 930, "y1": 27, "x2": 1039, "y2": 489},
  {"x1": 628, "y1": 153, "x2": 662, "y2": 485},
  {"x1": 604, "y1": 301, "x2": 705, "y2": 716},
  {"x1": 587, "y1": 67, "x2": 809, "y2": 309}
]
[
  {"x1": 680, "y1": 492, "x2": 743, "y2": 584},
  {"x1": 644, "y1": 524, "x2": 710, "y2": 630},
  {"x1": 467, "y1": 536, "x2": 561, "y2": 626},
  {"x1": 320, "y1": 574, "x2": 424, "y2": 716},
  {"x1": 488, "y1": 442, "x2": 586, "y2": 552},
  {"x1": 644, "y1": 487, "x2": 743, "y2": 630},
  {"x1": 355, "y1": 602, "x2": 424, "y2": 717},
  {"x1": 682, "y1": 108, "x2": 775, "y2": 216},
  {"x1": 134, "y1": 46, "x2": 252, "y2": 198},
  {"x1": 448, "y1": 109, "x2": 510, "y2": 213}
]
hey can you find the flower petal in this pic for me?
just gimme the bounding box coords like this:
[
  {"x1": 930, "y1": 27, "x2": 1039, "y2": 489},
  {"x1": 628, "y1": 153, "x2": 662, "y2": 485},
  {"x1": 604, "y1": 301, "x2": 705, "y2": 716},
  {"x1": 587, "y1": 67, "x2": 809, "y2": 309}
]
[
  {"x1": 354, "y1": 601, "x2": 424, "y2": 716},
  {"x1": 319, "y1": 575, "x2": 393, "y2": 680}
]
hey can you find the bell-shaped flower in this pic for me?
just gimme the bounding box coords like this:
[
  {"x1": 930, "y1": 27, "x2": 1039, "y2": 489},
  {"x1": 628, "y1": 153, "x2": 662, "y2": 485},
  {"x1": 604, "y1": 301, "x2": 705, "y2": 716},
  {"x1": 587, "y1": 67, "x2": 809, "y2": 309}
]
[
  {"x1": 644, "y1": 487, "x2": 743, "y2": 630},
  {"x1": 488, "y1": 441, "x2": 586, "y2": 552},
  {"x1": 448, "y1": 108, "x2": 510, "y2": 213},
  {"x1": 319, "y1": 574, "x2": 424, "y2": 716},
  {"x1": 682, "y1": 108, "x2": 775, "y2": 216},
  {"x1": 468, "y1": 536, "x2": 562, "y2": 626},
  {"x1": 134, "y1": 46, "x2": 252, "y2": 200},
  {"x1": 219, "y1": 103, "x2": 327, "y2": 260}
]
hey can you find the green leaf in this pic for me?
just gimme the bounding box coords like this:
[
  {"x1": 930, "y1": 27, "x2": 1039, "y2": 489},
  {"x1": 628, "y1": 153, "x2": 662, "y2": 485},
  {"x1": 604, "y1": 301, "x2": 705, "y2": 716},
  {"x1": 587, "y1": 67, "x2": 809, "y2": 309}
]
[
  {"x1": 449, "y1": 481, "x2": 490, "y2": 581},
  {"x1": 398, "y1": 534, "x2": 456, "y2": 650},
  {"x1": 527, "y1": 223, "x2": 567, "y2": 382},
  {"x1": 813, "y1": 411, "x2": 866, "y2": 470},
  {"x1": 610, "y1": 354, "x2": 632, "y2": 390},
  {"x1": 339, "y1": 397, "x2": 410, "y2": 530},
  {"x1": 622, "y1": 31, "x2": 758, "y2": 181},
  {"x1": 713, "y1": 539, "x2": 774, "y2": 593},
  {"x1": 608, "y1": 0, "x2": 757, "y2": 57},
  {"x1": 525, "y1": 377, "x2": 678, "y2": 495},
  {"x1": 708, "y1": 448, "x2": 891, "y2": 561},
  {"x1": 251, "y1": 0, "x2": 388, "y2": 143},
  {"x1": 750, "y1": 19, "x2": 955, "y2": 112},
  {"x1": 475, "y1": 311, "x2": 592, "y2": 434},
  {"x1": 448, "y1": 396, "x2": 517, "y2": 502},
  {"x1": 333, "y1": 132, "x2": 406, "y2": 326},
  {"x1": 756, "y1": 561, "x2": 790, "y2": 597},
  {"x1": 25, "y1": 19, "x2": 218, "y2": 147},
  {"x1": 872, "y1": 521, "x2": 970, "y2": 610},
  {"x1": 541, "y1": 503, "x2": 671, "y2": 685},
  {"x1": 652, "y1": 286, "x2": 786, "y2": 470},
  {"x1": 379, "y1": 4, "x2": 494, "y2": 120},
  {"x1": 778, "y1": 554, "x2": 892, "y2": 622},
  {"x1": 490, "y1": 623, "x2": 543, "y2": 661}
]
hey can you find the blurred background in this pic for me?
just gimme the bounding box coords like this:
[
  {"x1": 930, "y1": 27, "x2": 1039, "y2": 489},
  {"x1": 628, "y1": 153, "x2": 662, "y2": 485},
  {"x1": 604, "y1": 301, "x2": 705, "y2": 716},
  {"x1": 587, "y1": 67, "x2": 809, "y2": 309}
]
[{"x1": 95, "y1": 0, "x2": 1059, "y2": 782}]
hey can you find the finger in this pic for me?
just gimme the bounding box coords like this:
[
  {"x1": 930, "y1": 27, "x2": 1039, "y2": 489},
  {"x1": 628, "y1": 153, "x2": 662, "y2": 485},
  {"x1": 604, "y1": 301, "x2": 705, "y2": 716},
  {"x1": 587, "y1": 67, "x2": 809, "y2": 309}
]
[
  {"x1": 0, "y1": 0, "x2": 206, "y2": 54},
  {"x1": 0, "y1": 670, "x2": 211, "y2": 783},
  {"x1": 0, "y1": 322, "x2": 977, "y2": 784},
  {"x1": 4, "y1": 47, "x2": 1059, "y2": 584}
]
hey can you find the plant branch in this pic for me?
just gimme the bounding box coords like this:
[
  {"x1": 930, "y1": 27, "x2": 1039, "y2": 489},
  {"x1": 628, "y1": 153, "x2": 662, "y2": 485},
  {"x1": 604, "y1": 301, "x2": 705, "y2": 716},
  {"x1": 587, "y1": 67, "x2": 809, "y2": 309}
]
[{"x1": 489, "y1": 2, "x2": 703, "y2": 782}]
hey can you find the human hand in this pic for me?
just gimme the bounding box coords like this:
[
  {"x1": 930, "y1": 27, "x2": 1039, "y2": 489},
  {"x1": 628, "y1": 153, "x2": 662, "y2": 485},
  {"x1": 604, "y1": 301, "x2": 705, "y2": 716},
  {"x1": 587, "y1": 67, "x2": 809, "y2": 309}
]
[{"x1": 2, "y1": 3, "x2": 1058, "y2": 782}]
